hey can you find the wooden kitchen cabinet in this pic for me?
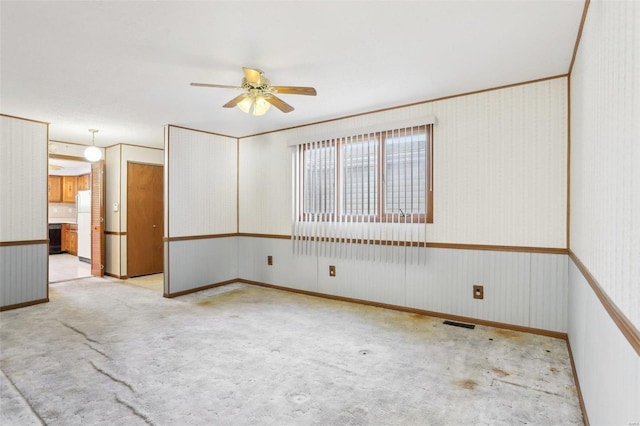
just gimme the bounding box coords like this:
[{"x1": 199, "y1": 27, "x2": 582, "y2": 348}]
[
  {"x1": 67, "y1": 224, "x2": 78, "y2": 256},
  {"x1": 61, "y1": 223, "x2": 68, "y2": 252},
  {"x1": 77, "y1": 173, "x2": 90, "y2": 191},
  {"x1": 48, "y1": 176, "x2": 62, "y2": 202},
  {"x1": 62, "y1": 176, "x2": 77, "y2": 203}
]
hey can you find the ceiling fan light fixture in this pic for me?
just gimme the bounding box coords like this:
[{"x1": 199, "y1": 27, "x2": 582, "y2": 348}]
[
  {"x1": 252, "y1": 95, "x2": 271, "y2": 116},
  {"x1": 237, "y1": 96, "x2": 254, "y2": 114},
  {"x1": 191, "y1": 67, "x2": 315, "y2": 115},
  {"x1": 84, "y1": 129, "x2": 102, "y2": 162}
]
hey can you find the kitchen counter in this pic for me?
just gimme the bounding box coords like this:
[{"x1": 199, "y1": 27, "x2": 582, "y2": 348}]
[{"x1": 49, "y1": 219, "x2": 76, "y2": 224}]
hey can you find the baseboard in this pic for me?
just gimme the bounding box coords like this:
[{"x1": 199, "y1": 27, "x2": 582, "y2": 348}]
[
  {"x1": 163, "y1": 279, "x2": 238, "y2": 298},
  {"x1": 236, "y1": 278, "x2": 568, "y2": 340},
  {"x1": 0, "y1": 298, "x2": 49, "y2": 312},
  {"x1": 161, "y1": 276, "x2": 568, "y2": 339},
  {"x1": 105, "y1": 272, "x2": 128, "y2": 280},
  {"x1": 566, "y1": 338, "x2": 590, "y2": 426}
]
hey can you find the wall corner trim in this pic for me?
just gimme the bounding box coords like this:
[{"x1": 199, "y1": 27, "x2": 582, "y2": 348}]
[{"x1": 569, "y1": 251, "x2": 640, "y2": 356}]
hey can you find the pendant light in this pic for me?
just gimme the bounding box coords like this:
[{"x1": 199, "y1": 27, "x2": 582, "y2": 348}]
[{"x1": 84, "y1": 129, "x2": 102, "y2": 162}]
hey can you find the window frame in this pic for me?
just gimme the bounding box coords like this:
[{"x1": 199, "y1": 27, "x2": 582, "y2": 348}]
[{"x1": 298, "y1": 124, "x2": 433, "y2": 224}]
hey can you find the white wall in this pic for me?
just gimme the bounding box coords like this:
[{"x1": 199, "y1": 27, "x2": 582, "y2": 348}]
[
  {"x1": 236, "y1": 78, "x2": 569, "y2": 333},
  {"x1": 0, "y1": 115, "x2": 49, "y2": 308},
  {"x1": 104, "y1": 144, "x2": 164, "y2": 278},
  {"x1": 240, "y1": 77, "x2": 568, "y2": 249},
  {"x1": 105, "y1": 145, "x2": 122, "y2": 276},
  {"x1": 164, "y1": 126, "x2": 238, "y2": 295},
  {"x1": 570, "y1": 0, "x2": 639, "y2": 330},
  {"x1": 48, "y1": 140, "x2": 104, "y2": 161},
  {"x1": 568, "y1": 259, "x2": 639, "y2": 424},
  {"x1": 568, "y1": 0, "x2": 640, "y2": 423}
]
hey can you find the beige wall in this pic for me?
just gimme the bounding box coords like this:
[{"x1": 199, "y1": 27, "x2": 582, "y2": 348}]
[
  {"x1": 164, "y1": 126, "x2": 238, "y2": 295},
  {"x1": 104, "y1": 144, "x2": 164, "y2": 277},
  {"x1": 240, "y1": 77, "x2": 568, "y2": 249},
  {"x1": 1, "y1": 114, "x2": 49, "y2": 308},
  {"x1": 568, "y1": 0, "x2": 640, "y2": 424}
]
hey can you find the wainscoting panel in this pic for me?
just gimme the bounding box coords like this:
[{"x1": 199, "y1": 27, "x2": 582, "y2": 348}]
[
  {"x1": 237, "y1": 237, "x2": 318, "y2": 293},
  {"x1": 166, "y1": 237, "x2": 238, "y2": 295},
  {"x1": 317, "y1": 244, "x2": 407, "y2": 306},
  {"x1": 0, "y1": 244, "x2": 48, "y2": 307},
  {"x1": 568, "y1": 258, "x2": 639, "y2": 425},
  {"x1": 406, "y1": 248, "x2": 531, "y2": 327},
  {"x1": 104, "y1": 234, "x2": 120, "y2": 277},
  {"x1": 237, "y1": 238, "x2": 568, "y2": 333},
  {"x1": 529, "y1": 253, "x2": 568, "y2": 332}
]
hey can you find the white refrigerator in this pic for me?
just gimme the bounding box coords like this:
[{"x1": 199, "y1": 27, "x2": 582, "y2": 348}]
[{"x1": 77, "y1": 190, "x2": 91, "y2": 262}]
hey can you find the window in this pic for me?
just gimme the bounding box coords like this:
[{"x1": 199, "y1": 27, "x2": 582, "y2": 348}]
[{"x1": 298, "y1": 124, "x2": 433, "y2": 223}]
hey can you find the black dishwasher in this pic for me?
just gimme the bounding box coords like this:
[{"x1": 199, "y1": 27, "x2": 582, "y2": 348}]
[{"x1": 49, "y1": 224, "x2": 62, "y2": 254}]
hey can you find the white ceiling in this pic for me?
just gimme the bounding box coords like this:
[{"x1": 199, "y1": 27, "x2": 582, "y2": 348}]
[
  {"x1": 1, "y1": 1, "x2": 584, "y2": 149},
  {"x1": 49, "y1": 158, "x2": 91, "y2": 176}
]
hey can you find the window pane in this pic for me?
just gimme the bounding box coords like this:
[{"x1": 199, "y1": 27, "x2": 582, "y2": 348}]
[
  {"x1": 385, "y1": 128, "x2": 427, "y2": 215},
  {"x1": 342, "y1": 137, "x2": 378, "y2": 216},
  {"x1": 302, "y1": 144, "x2": 336, "y2": 215}
]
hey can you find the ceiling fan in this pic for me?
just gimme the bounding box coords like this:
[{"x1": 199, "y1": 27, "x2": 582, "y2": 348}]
[{"x1": 191, "y1": 67, "x2": 317, "y2": 116}]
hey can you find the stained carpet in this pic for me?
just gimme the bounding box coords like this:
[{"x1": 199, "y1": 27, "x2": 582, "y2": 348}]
[{"x1": 0, "y1": 277, "x2": 583, "y2": 425}]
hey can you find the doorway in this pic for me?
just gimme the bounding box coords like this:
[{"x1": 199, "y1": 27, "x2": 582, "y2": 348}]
[
  {"x1": 127, "y1": 162, "x2": 163, "y2": 278},
  {"x1": 48, "y1": 156, "x2": 104, "y2": 282}
]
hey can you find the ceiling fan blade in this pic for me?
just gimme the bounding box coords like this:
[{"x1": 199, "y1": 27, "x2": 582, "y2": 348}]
[
  {"x1": 271, "y1": 86, "x2": 317, "y2": 96},
  {"x1": 191, "y1": 83, "x2": 242, "y2": 90},
  {"x1": 223, "y1": 94, "x2": 249, "y2": 108},
  {"x1": 266, "y1": 95, "x2": 294, "y2": 113},
  {"x1": 243, "y1": 67, "x2": 263, "y2": 85}
]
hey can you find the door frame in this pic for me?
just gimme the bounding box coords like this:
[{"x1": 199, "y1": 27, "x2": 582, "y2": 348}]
[
  {"x1": 126, "y1": 161, "x2": 164, "y2": 278},
  {"x1": 48, "y1": 154, "x2": 105, "y2": 278}
]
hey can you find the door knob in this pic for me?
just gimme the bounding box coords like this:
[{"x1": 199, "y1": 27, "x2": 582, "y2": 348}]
[{"x1": 152, "y1": 224, "x2": 156, "y2": 228}]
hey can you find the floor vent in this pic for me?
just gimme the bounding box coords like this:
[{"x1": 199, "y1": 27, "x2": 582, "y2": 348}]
[{"x1": 443, "y1": 320, "x2": 475, "y2": 329}]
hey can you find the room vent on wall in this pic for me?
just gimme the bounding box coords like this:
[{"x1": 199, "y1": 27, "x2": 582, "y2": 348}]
[{"x1": 443, "y1": 320, "x2": 476, "y2": 329}]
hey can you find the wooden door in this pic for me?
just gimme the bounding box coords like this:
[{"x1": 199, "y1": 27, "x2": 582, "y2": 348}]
[
  {"x1": 127, "y1": 162, "x2": 163, "y2": 277},
  {"x1": 91, "y1": 161, "x2": 105, "y2": 276}
]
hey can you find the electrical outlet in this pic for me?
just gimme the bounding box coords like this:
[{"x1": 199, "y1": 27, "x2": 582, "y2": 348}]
[
  {"x1": 473, "y1": 285, "x2": 484, "y2": 300},
  {"x1": 329, "y1": 265, "x2": 336, "y2": 277},
  {"x1": 267, "y1": 255, "x2": 273, "y2": 266}
]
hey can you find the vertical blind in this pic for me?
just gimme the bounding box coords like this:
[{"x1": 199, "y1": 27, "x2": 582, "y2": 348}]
[{"x1": 292, "y1": 123, "x2": 433, "y2": 263}]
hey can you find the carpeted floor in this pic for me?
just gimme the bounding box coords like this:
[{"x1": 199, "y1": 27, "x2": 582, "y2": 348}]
[{"x1": 0, "y1": 277, "x2": 583, "y2": 425}]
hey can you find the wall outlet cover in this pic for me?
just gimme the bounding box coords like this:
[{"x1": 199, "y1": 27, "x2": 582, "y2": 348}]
[
  {"x1": 473, "y1": 285, "x2": 484, "y2": 300},
  {"x1": 329, "y1": 265, "x2": 336, "y2": 277}
]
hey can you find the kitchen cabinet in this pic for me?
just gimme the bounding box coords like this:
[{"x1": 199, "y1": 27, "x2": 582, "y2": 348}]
[
  {"x1": 77, "y1": 174, "x2": 90, "y2": 191},
  {"x1": 67, "y1": 224, "x2": 78, "y2": 256},
  {"x1": 48, "y1": 176, "x2": 62, "y2": 202},
  {"x1": 62, "y1": 176, "x2": 77, "y2": 203},
  {"x1": 61, "y1": 224, "x2": 68, "y2": 252}
]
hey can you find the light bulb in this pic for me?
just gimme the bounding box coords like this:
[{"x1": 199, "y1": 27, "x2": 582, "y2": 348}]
[
  {"x1": 253, "y1": 95, "x2": 271, "y2": 116},
  {"x1": 237, "y1": 96, "x2": 254, "y2": 114},
  {"x1": 84, "y1": 146, "x2": 102, "y2": 162}
]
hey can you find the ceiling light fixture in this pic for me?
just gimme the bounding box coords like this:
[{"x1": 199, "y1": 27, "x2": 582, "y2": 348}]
[
  {"x1": 236, "y1": 90, "x2": 271, "y2": 116},
  {"x1": 84, "y1": 129, "x2": 102, "y2": 162}
]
